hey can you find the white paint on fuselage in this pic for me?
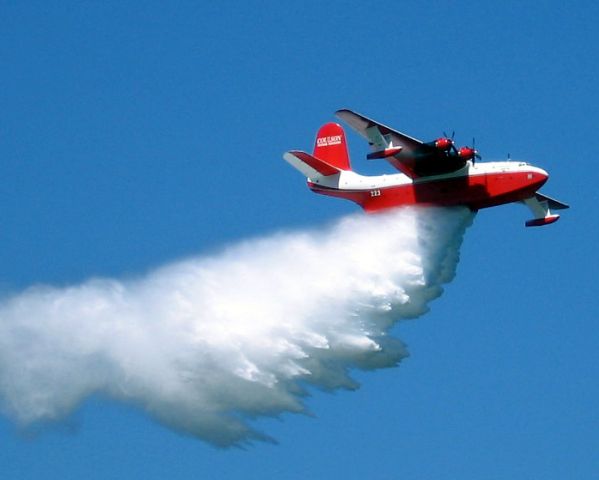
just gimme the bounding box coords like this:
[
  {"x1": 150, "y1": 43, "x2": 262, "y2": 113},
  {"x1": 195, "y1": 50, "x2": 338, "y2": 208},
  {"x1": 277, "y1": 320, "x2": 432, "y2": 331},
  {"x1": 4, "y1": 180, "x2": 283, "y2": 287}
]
[{"x1": 308, "y1": 161, "x2": 548, "y2": 191}]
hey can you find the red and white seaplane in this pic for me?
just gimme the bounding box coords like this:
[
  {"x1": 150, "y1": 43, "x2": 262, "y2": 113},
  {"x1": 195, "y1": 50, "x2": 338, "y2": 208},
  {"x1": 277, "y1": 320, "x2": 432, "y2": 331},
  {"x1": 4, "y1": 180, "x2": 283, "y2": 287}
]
[{"x1": 284, "y1": 109, "x2": 568, "y2": 226}]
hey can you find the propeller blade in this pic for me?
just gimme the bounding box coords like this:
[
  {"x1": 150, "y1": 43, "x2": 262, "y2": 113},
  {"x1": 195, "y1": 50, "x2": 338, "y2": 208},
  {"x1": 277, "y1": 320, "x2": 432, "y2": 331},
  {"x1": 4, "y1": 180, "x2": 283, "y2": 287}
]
[
  {"x1": 442, "y1": 131, "x2": 458, "y2": 155},
  {"x1": 472, "y1": 137, "x2": 478, "y2": 163}
]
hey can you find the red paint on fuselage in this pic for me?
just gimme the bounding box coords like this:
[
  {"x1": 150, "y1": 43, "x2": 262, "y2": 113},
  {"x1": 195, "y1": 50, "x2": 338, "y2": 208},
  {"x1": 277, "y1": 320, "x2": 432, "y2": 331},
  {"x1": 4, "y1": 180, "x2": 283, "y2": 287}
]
[{"x1": 308, "y1": 168, "x2": 548, "y2": 212}]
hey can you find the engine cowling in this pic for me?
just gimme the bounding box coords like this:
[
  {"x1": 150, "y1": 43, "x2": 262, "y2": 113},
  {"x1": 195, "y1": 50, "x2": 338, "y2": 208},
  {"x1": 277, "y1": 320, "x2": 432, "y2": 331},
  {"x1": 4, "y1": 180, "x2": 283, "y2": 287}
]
[
  {"x1": 457, "y1": 146, "x2": 477, "y2": 160},
  {"x1": 434, "y1": 137, "x2": 453, "y2": 151}
]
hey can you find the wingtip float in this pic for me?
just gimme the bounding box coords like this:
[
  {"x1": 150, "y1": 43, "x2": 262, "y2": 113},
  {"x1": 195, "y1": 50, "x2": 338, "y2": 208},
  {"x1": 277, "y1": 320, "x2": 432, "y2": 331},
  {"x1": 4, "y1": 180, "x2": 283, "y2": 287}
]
[{"x1": 284, "y1": 109, "x2": 569, "y2": 227}]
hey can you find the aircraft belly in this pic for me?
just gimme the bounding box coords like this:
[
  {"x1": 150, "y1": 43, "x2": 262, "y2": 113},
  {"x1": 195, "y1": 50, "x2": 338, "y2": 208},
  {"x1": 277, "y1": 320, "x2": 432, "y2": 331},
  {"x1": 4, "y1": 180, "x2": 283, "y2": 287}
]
[{"x1": 364, "y1": 174, "x2": 485, "y2": 210}]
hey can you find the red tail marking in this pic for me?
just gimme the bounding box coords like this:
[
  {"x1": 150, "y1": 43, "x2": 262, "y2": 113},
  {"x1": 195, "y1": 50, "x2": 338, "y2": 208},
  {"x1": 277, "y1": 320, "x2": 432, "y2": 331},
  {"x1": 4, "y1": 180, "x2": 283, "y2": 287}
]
[{"x1": 313, "y1": 122, "x2": 351, "y2": 171}]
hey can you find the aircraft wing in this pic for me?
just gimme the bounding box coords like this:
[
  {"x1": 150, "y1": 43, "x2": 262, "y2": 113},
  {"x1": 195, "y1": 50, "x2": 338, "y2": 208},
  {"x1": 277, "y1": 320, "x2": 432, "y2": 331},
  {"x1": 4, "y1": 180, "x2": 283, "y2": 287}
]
[
  {"x1": 335, "y1": 109, "x2": 466, "y2": 178},
  {"x1": 523, "y1": 192, "x2": 569, "y2": 227},
  {"x1": 335, "y1": 109, "x2": 423, "y2": 153},
  {"x1": 534, "y1": 192, "x2": 569, "y2": 210}
]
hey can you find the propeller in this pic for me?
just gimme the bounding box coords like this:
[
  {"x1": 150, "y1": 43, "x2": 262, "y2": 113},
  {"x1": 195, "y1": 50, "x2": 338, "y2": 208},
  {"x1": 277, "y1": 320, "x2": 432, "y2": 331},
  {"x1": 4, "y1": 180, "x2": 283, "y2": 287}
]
[
  {"x1": 472, "y1": 137, "x2": 482, "y2": 163},
  {"x1": 441, "y1": 131, "x2": 481, "y2": 162},
  {"x1": 443, "y1": 131, "x2": 458, "y2": 155},
  {"x1": 442, "y1": 130, "x2": 455, "y2": 140}
]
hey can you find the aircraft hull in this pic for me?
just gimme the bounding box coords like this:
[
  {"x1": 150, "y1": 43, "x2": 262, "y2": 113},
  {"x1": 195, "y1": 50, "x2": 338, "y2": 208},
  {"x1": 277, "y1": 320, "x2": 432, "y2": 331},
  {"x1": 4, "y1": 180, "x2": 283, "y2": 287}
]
[{"x1": 308, "y1": 169, "x2": 548, "y2": 212}]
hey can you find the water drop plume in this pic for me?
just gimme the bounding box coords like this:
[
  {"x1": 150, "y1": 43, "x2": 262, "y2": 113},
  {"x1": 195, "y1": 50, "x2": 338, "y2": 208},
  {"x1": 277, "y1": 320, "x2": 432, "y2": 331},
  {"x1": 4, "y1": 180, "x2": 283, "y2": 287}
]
[{"x1": 0, "y1": 207, "x2": 474, "y2": 446}]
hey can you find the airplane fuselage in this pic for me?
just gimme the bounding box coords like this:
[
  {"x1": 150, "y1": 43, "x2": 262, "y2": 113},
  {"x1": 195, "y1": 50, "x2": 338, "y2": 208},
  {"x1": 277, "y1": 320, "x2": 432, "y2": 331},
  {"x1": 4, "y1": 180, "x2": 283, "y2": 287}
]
[
  {"x1": 285, "y1": 112, "x2": 567, "y2": 226},
  {"x1": 307, "y1": 160, "x2": 548, "y2": 212}
]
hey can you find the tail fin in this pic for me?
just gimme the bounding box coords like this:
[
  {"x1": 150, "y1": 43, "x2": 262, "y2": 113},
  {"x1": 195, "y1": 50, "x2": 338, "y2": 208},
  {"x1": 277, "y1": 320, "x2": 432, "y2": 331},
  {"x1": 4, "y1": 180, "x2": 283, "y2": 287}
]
[{"x1": 313, "y1": 122, "x2": 351, "y2": 171}]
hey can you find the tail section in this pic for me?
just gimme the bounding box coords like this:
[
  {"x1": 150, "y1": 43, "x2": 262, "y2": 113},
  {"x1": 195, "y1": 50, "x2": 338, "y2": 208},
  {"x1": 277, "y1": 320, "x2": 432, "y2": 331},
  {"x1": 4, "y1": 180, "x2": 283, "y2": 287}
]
[
  {"x1": 313, "y1": 122, "x2": 351, "y2": 171},
  {"x1": 283, "y1": 122, "x2": 369, "y2": 208},
  {"x1": 283, "y1": 122, "x2": 352, "y2": 179}
]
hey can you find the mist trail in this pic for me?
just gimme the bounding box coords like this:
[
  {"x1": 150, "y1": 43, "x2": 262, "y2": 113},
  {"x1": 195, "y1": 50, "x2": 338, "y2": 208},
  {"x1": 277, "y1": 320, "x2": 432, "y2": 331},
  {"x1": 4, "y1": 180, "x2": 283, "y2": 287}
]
[{"x1": 0, "y1": 207, "x2": 474, "y2": 446}]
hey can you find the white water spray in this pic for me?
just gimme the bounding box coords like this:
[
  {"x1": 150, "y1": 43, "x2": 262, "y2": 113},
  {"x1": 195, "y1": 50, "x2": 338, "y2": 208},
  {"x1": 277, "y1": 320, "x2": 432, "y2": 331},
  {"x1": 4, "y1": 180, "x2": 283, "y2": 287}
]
[{"x1": 0, "y1": 207, "x2": 474, "y2": 446}]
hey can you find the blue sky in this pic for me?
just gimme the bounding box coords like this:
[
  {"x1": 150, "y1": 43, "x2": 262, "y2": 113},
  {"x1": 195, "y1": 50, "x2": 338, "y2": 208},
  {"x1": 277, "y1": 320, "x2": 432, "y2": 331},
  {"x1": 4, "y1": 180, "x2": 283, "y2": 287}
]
[{"x1": 1, "y1": 1, "x2": 597, "y2": 478}]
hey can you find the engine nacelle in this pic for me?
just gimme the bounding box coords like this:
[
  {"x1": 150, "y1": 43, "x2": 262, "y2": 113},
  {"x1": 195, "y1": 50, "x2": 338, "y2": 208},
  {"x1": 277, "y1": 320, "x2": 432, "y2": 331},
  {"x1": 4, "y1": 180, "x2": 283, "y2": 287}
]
[
  {"x1": 457, "y1": 146, "x2": 477, "y2": 160},
  {"x1": 434, "y1": 137, "x2": 453, "y2": 151}
]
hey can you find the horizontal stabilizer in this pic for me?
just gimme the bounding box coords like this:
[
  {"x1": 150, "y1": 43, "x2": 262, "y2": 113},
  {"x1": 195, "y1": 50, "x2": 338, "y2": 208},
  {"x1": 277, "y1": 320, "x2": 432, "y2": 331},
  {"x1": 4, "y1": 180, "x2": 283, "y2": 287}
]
[{"x1": 283, "y1": 150, "x2": 341, "y2": 178}]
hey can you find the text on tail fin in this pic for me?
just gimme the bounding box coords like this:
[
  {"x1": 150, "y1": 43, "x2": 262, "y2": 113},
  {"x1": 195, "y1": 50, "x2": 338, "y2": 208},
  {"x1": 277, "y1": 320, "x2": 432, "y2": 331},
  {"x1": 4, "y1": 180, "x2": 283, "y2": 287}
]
[{"x1": 313, "y1": 122, "x2": 351, "y2": 171}]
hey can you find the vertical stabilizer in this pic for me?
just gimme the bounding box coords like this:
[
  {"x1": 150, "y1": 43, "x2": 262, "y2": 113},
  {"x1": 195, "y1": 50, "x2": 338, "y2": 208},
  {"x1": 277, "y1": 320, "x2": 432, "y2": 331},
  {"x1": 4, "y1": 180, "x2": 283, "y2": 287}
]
[{"x1": 313, "y1": 122, "x2": 351, "y2": 170}]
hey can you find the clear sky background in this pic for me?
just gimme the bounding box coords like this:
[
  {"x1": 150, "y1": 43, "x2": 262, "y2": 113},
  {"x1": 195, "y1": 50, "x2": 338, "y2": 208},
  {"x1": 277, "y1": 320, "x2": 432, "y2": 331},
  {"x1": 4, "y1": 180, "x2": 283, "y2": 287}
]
[{"x1": 1, "y1": 1, "x2": 597, "y2": 478}]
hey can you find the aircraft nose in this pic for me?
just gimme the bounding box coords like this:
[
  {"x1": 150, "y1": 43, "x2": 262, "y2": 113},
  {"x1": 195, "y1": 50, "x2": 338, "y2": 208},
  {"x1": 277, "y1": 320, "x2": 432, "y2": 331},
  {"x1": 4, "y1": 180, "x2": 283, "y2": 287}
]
[{"x1": 531, "y1": 167, "x2": 549, "y2": 188}]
